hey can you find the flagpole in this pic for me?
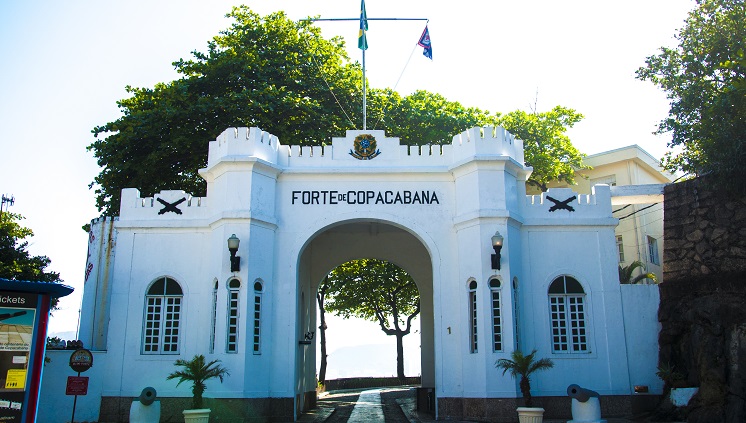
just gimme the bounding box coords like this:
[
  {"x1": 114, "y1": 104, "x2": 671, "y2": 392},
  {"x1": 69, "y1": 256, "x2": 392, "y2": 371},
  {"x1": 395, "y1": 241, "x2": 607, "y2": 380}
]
[
  {"x1": 362, "y1": 46, "x2": 367, "y2": 130},
  {"x1": 308, "y1": 9, "x2": 428, "y2": 131}
]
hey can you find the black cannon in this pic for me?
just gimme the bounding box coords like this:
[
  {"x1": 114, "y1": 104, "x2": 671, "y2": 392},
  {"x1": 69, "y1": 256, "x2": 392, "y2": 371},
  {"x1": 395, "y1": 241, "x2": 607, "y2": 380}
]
[
  {"x1": 567, "y1": 384, "x2": 599, "y2": 402},
  {"x1": 566, "y1": 384, "x2": 604, "y2": 422},
  {"x1": 139, "y1": 387, "x2": 157, "y2": 406}
]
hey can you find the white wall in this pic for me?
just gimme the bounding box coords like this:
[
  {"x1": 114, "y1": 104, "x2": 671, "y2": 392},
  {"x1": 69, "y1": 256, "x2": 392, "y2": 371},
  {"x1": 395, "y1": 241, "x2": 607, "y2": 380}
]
[
  {"x1": 621, "y1": 284, "x2": 663, "y2": 393},
  {"x1": 39, "y1": 350, "x2": 106, "y2": 423}
]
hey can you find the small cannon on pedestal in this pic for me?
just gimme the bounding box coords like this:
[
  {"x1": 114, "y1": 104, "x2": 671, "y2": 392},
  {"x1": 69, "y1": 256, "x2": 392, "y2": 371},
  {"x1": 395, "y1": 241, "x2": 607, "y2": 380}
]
[
  {"x1": 567, "y1": 384, "x2": 606, "y2": 423},
  {"x1": 129, "y1": 387, "x2": 161, "y2": 423}
]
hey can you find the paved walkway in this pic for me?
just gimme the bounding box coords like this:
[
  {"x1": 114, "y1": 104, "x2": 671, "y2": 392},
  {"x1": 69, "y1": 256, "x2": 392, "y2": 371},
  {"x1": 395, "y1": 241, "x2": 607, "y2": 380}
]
[
  {"x1": 299, "y1": 386, "x2": 646, "y2": 422},
  {"x1": 348, "y1": 389, "x2": 385, "y2": 422}
]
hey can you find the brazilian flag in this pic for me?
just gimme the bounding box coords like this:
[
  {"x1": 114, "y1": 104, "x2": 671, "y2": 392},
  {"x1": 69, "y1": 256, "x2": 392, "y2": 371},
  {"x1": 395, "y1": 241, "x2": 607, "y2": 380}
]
[{"x1": 358, "y1": 0, "x2": 368, "y2": 50}]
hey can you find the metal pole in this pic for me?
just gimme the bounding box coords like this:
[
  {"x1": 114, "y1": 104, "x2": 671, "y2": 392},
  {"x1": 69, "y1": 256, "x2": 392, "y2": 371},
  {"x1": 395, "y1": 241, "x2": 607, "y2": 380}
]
[
  {"x1": 303, "y1": 15, "x2": 428, "y2": 131},
  {"x1": 362, "y1": 46, "x2": 366, "y2": 130},
  {"x1": 306, "y1": 18, "x2": 428, "y2": 22},
  {"x1": 70, "y1": 371, "x2": 80, "y2": 423}
]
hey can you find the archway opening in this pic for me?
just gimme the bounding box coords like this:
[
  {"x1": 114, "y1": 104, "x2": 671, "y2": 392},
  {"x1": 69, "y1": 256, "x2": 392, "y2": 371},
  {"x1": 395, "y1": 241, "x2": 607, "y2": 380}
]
[
  {"x1": 318, "y1": 258, "x2": 421, "y2": 385},
  {"x1": 295, "y1": 220, "x2": 435, "y2": 411}
]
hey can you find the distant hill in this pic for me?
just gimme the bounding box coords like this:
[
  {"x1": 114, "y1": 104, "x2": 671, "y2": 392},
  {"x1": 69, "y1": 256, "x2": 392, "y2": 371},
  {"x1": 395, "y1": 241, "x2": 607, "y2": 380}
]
[{"x1": 323, "y1": 343, "x2": 420, "y2": 379}]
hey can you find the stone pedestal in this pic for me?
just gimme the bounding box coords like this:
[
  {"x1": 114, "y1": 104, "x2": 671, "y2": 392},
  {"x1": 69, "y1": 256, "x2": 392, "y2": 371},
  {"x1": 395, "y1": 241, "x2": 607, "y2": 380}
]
[{"x1": 129, "y1": 400, "x2": 160, "y2": 423}]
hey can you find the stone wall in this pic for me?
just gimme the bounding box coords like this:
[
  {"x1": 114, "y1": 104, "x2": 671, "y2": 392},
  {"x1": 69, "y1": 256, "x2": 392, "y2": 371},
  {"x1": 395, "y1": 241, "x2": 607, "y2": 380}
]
[{"x1": 659, "y1": 177, "x2": 746, "y2": 422}]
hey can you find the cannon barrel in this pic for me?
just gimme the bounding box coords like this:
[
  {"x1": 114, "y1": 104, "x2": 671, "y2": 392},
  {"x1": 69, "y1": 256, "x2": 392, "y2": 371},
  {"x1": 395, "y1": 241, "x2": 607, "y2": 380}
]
[
  {"x1": 566, "y1": 384, "x2": 599, "y2": 403},
  {"x1": 139, "y1": 387, "x2": 157, "y2": 406}
]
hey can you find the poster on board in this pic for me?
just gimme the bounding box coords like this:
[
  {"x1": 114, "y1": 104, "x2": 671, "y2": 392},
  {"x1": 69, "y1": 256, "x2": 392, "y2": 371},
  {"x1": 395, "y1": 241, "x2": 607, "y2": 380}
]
[{"x1": 0, "y1": 292, "x2": 37, "y2": 422}]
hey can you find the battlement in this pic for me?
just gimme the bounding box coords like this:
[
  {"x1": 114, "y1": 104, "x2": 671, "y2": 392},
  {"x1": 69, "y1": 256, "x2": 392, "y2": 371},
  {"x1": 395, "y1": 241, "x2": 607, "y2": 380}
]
[
  {"x1": 118, "y1": 189, "x2": 209, "y2": 220},
  {"x1": 207, "y1": 127, "x2": 281, "y2": 168},
  {"x1": 450, "y1": 126, "x2": 525, "y2": 165},
  {"x1": 522, "y1": 186, "x2": 613, "y2": 220},
  {"x1": 204, "y1": 126, "x2": 527, "y2": 171}
]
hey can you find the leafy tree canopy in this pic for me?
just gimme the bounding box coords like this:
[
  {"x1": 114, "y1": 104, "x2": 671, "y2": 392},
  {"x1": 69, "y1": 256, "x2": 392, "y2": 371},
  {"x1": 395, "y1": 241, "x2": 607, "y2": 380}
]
[
  {"x1": 0, "y1": 213, "x2": 64, "y2": 308},
  {"x1": 636, "y1": 0, "x2": 746, "y2": 192},
  {"x1": 325, "y1": 259, "x2": 419, "y2": 379},
  {"x1": 89, "y1": 6, "x2": 585, "y2": 215},
  {"x1": 497, "y1": 106, "x2": 586, "y2": 192}
]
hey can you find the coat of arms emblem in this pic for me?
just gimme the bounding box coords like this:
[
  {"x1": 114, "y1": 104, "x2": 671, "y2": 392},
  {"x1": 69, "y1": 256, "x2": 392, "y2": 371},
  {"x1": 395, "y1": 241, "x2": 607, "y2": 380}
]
[{"x1": 350, "y1": 134, "x2": 381, "y2": 160}]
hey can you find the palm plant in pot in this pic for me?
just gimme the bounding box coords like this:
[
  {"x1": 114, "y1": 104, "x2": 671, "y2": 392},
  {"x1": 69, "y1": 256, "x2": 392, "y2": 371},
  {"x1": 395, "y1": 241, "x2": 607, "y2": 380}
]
[
  {"x1": 167, "y1": 354, "x2": 230, "y2": 422},
  {"x1": 496, "y1": 349, "x2": 554, "y2": 423}
]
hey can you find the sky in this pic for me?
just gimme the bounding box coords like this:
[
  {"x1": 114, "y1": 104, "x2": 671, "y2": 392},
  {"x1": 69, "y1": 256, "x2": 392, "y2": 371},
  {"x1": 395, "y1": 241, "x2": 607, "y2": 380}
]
[{"x1": 0, "y1": 0, "x2": 694, "y2": 378}]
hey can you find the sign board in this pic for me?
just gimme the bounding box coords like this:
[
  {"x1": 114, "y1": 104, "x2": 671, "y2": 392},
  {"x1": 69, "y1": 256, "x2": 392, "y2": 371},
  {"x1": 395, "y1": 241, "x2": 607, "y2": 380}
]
[
  {"x1": 65, "y1": 376, "x2": 89, "y2": 396},
  {"x1": 68, "y1": 349, "x2": 93, "y2": 373},
  {"x1": 0, "y1": 291, "x2": 37, "y2": 422}
]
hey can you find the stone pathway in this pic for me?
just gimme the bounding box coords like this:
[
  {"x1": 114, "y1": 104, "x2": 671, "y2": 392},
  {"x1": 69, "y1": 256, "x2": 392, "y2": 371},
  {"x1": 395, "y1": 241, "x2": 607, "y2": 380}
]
[
  {"x1": 299, "y1": 386, "x2": 421, "y2": 423},
  {"x1": 299, "y1": 387, "x2": 644, "y2": 422},
  {"x1": 348, "y1": 389, "x2": 384, "y2": 422}
]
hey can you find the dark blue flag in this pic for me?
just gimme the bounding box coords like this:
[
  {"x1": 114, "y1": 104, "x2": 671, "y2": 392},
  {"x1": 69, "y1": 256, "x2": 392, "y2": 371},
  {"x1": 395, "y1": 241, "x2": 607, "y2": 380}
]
[{"x1": 418, "y1": 25, "x2": 432, "y2": 60}]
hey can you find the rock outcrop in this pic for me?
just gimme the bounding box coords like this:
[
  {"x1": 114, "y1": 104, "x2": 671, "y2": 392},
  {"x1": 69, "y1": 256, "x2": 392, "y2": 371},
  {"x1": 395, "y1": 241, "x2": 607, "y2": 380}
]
[{"x1": 659, "y1": 177, "x2": 746, "y2": 422}]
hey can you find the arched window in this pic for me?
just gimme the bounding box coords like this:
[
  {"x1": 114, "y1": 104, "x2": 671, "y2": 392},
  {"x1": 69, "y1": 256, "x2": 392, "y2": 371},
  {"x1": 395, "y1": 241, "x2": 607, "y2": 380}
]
[
  {"x1": 226, "y1": 278, "x2": 241, "y2": 353},
  {"x1": 209, "y1": 280, "x2": 218, "y2": 353},
  {"x1": 489, "y1": 278, "x2": 503, "y2": 352},
  {"x1": 142, "y1": 277, "x2": 183, "y2": 354},
  {"x1": 468, "y1": 280, "x2": 478, "y2": 353},
  {"x1": 548, "y1": 275, "x2": 588, "y2": 353},
  {"x1": 252, "y1": 280, "x2": 263, "y2": 355}
]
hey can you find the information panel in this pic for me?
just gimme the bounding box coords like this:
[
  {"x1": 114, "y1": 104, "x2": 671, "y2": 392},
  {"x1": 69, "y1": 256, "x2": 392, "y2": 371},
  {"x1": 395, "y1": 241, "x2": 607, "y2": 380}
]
[{"x1": 0, "y1": 292, "x2": 37, "y2": 422}]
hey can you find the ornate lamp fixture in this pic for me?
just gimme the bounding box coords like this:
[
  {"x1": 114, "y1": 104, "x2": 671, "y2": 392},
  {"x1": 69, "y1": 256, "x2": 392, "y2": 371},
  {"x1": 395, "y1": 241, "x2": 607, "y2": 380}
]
[
  {"x1": 227, "y1": 234, "x2": 240, "y2": 272},
  {"x1": 491, "y1": 231, "x2": 504, "y2": 270}
]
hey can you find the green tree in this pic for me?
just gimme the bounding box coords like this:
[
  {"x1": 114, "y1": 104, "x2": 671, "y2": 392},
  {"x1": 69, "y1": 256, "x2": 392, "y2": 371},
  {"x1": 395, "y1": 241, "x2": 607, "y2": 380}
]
[
  {"x1": 636, "y1": 0, "x2": 746, "y2": 193},
  {"x1": 367, "y1": 88, "x2": 499, "y2": 145},
  {"x1": 495, "y1": 349, "x2": 554, "y2": 407},
  {"x1": 89, "y1": 7, "x2": 585, "y2": 216},
  {"x1": 89, "y1": 7, "x2": 362, "y2": 214},
  {"x1": 0, "y1": 212, "x2": 64, "y2": 308},
  {"x1": 497, "y1": 106, "x2": 587, "y2": 192},
  {"x1": 618, "y1": 260, "x2": 658, "y2": 284},
  {"x1": 325, "y1": 259, "x2": 419, "y2": 380},
  {"x1": 167, "y1": 354, "x2": 230, "y2": 409}
]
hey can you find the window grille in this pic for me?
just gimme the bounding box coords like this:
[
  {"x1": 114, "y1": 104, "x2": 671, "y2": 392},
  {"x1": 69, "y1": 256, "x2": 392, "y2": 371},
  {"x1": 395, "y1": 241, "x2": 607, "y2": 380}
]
[
  {"x1": 143, "y1": 277, "x2": 182, "y2": 354},
  {"x1": 616, "y1": 235, "x2": 625, "y2": 263},
  {"x1": 489, "y1": 278, "x2": 502, "y2": 352},
  {"x1": 253, "y1": 280, "x2": 263, "y2": 354},
  {"x1": 512, "y1": 277, "x2": 520, "y2": 350},
  {"x1": 548, "y1": 276, "x2": 588, "y2": 353},
  {"x1": 226, "y1": 278, "x2": 240, "y2": 353},
  {"x1": 468, "y1": 280, "x2": 478, "y2": 353},
  {"x1": 209, "y1": 280, "x2": 218, "y2": 353}
]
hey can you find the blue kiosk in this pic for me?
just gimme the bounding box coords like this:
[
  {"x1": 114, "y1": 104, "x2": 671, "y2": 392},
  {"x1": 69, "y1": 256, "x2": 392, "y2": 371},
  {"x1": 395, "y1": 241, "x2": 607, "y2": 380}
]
[{"x1": 0, "y1": 278, "x2": 73, "y2": 423}]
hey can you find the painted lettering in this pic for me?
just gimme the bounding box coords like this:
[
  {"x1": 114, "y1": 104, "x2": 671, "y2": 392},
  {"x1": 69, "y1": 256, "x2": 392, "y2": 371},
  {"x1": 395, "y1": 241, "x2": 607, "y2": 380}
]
[{"x1": 290, "y1": 190, "x2": 440, "y2": 206}]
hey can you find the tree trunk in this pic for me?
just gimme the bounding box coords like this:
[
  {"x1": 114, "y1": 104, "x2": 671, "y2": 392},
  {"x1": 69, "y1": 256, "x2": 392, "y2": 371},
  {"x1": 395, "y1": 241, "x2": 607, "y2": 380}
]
[
  {"x1": 317, "y1": 277, "x2": 329, "y2": 385},
  {"x1": 396, "y1": 332, "x2": 405, "y2": 380},
  {"x1": 318, "y1": 306, "x2": 328, "y2": 384}
]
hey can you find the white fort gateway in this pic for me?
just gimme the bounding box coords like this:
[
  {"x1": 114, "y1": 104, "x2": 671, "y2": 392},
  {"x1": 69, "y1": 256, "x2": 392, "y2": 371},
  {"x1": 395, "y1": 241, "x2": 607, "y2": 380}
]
[{"x1": 71, "y1": 126, "x2": 661, "y2": 421}]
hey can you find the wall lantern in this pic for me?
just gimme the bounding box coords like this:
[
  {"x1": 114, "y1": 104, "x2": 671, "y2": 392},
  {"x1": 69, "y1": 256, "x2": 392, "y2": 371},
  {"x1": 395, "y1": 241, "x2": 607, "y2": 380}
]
[
  {"x1": 228, "y1": 234, "x2": 240, "y2": 272},
  {"x1": 491, "y1": 231, "x2": 504, "y2": 270}
]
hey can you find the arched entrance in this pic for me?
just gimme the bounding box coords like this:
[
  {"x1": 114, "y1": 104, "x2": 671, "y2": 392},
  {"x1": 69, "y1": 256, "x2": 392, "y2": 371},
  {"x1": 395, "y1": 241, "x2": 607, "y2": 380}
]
[{"x1": 294, "y1": 219, "x2": 436, "y2": 414}]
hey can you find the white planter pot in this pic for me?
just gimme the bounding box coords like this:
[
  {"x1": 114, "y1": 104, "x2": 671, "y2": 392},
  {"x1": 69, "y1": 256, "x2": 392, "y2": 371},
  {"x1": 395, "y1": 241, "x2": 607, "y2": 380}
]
[
  {"x1": 670, "y1": 387, "x2": 699, "y2": 407},
  {"x1": 517, "y1": 407, "x2": 545, "y2": 423},
  {"x1": 183, "y1": 408, "x2": 211, "y2": 423}
]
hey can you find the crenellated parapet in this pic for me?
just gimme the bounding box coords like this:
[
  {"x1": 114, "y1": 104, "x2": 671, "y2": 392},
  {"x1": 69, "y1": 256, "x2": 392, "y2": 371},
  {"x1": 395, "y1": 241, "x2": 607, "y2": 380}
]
[
  {"x1": 449, "y1": 126, "x2": 525, "y2": 165},
  {"x1": 207, "y1": 127, "x2": 281, "y2": 168},
  {"x1": 118, "y1": 188, "x2": 209, "y2": 221},
  {"x1": 521, "y1": 186, "x2": 614, "y2": 223},
  {"x1": 203, "y1": 126, "x2": 527, "y2": 171}
]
